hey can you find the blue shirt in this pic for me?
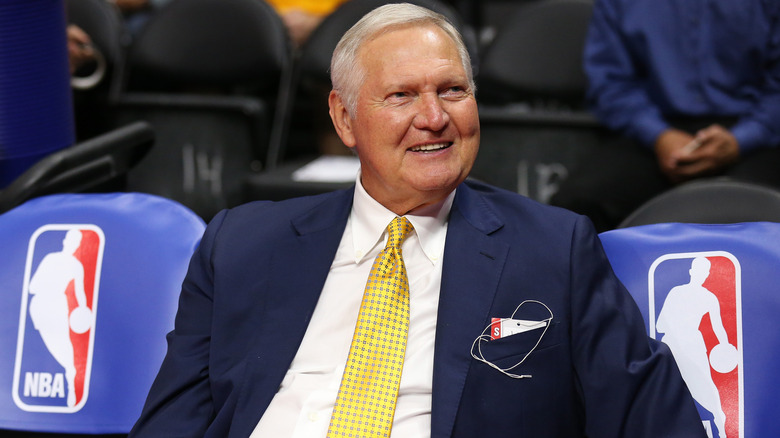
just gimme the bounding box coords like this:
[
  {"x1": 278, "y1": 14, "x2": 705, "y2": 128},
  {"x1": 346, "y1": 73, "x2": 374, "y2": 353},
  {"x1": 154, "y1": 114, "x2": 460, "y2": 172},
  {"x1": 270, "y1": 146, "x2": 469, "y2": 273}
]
[{"x1": 584, "y1": 0, "x2": 780, "y2": 151}]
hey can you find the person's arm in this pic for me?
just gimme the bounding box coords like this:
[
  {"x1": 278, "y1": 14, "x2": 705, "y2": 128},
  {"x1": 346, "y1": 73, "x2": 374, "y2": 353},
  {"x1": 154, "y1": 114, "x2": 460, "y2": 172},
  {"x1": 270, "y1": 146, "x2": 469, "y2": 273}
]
[
  {"x1": 128, "y1": 211, "x2": 227, "y2": 437},
  {"x1": 705, "y1": 294, "x2": 730, "y2": 347},
  {"x1": 72, "y1": 262, "x2": 88, "y2": 309},
  {"x1": 583, "y1": 0, "x2": 668, "y2": 148},
  {"x1": 66, "y1": 25, "x2": 94, "y2": 75},
  {"x1": 568, "y1": 216, "x2": 706, "y2": 437},
  {"x1": 727, "y1": 4, "x2": 780, "y2": 153}
]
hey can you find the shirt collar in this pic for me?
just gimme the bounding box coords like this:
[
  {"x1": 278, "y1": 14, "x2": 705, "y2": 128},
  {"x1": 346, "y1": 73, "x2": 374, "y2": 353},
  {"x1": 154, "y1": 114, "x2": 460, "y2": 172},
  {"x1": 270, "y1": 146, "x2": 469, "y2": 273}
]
[{"x1": 350, "y1": 174, "x2": 454, "y2": 264}]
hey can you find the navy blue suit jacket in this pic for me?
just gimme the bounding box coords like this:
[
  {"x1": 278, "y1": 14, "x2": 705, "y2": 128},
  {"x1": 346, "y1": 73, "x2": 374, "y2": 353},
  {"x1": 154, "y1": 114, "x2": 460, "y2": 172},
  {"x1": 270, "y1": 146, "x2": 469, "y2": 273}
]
[{"x1": 130, "y1": 181, "x2": 705, "y2": 437}]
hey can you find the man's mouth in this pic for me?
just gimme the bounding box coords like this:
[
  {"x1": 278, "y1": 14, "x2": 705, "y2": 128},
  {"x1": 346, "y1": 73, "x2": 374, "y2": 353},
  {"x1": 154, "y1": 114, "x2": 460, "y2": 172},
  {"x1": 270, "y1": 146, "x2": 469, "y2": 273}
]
[{"x1": 409, "y1": 142, "x2": 452, "y2": 153}]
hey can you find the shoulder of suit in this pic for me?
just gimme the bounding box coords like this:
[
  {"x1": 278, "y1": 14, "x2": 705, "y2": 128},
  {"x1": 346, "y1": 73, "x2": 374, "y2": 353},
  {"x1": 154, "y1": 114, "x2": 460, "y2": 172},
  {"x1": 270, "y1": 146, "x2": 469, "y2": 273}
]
[
  {"x1": 462, "y1": 179, "x2": 578, "y2": 220},
  {"x1": 198, "y1": 188, "x2": 353, "y2": 244},
  {"x1": 223, "y1": 187, "x2": 353, "y2": 219}
]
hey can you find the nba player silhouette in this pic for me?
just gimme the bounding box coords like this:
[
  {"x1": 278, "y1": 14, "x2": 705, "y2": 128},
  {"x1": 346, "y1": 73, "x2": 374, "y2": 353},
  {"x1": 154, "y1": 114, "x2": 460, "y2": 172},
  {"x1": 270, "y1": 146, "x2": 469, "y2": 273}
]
[
  {"x1": 657, "y1": 256, "x2": 734, "y2": 438},
  {"x1": 28, "y1": 229, "x2": 91, "y2": 407}
]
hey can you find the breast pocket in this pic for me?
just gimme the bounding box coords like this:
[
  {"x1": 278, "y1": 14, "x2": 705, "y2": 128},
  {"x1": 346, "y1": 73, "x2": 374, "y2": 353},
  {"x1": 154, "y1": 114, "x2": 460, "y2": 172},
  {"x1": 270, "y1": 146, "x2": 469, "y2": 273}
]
[{"x1": 475, "y1": 321, "x2": 561, "y2": 368}]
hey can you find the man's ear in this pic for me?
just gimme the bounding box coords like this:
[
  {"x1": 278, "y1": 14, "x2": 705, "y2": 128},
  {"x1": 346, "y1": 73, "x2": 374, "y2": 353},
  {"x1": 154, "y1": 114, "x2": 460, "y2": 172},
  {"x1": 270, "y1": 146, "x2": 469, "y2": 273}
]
[{"x1": 329, "y1": 90, "x2": 357, "y2": 148}]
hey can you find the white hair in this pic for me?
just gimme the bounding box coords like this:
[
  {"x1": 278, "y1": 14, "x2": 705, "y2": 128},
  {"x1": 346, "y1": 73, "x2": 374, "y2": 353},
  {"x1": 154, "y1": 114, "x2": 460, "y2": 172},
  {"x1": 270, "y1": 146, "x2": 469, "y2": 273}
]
[{"x1": 330, "y1": 2, "x2": 474, "y2": 117}]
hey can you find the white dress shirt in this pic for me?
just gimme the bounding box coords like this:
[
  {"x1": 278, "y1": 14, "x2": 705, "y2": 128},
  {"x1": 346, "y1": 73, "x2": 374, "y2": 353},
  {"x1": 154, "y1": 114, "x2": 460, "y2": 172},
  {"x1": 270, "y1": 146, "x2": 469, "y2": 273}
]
[{"x1": 251, "y1": 176, "x2": 453, "y2": 437}]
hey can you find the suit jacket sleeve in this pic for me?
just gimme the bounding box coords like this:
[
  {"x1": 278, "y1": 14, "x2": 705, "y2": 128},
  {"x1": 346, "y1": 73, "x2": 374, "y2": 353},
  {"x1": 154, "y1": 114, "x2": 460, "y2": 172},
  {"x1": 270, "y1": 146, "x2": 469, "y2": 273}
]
[
  {"x1": 567, "y1": 215, "x2": 705, "y2": 437},
  {"x1": 128, "y1": 209, "x2": 226, "y2": 438}
]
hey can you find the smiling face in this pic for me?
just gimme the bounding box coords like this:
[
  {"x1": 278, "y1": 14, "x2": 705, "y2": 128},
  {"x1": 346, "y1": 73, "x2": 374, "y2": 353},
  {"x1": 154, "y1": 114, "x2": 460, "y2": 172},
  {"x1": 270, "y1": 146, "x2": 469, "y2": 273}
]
[{"x1": 329, "y1": 23, "x2": 480, "y2": 214}]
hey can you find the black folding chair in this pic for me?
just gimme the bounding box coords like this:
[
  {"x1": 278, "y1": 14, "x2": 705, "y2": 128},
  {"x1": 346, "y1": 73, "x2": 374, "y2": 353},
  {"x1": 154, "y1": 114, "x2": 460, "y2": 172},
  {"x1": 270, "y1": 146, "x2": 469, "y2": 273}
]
[
  {"x1": 618, "y1": 178, "x2": 780, "y2": 228},
  {"x1": 113, "y1": 0, "x2": 292, "y2": 219}
]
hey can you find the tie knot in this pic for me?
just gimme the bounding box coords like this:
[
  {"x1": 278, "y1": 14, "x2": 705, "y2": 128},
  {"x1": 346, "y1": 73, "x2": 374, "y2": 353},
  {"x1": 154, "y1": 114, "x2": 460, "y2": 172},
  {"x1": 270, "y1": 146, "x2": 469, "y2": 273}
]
[{"x1": 387, "y1": 216, "x2": 413, "y2": 249}]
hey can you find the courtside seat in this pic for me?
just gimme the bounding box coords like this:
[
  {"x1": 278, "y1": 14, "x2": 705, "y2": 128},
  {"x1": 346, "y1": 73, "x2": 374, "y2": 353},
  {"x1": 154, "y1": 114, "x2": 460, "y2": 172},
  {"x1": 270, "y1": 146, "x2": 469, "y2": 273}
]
[
  {"x1": 0, "y1": 193, "x2": 205, "y2": 435},
  {"x1": 600, "y1": 222, "x2": 780, "y2": 437}
]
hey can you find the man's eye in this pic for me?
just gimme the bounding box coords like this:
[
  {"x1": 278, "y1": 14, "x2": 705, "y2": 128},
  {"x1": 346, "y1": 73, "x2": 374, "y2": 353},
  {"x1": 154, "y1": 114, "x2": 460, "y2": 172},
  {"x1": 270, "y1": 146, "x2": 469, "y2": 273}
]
[
  {"x1": 386, "y1": 92, "x2": 410, "y2": 103},
  {"x1": 442, "y1": 86, "x2": 467, "y2": 97}
]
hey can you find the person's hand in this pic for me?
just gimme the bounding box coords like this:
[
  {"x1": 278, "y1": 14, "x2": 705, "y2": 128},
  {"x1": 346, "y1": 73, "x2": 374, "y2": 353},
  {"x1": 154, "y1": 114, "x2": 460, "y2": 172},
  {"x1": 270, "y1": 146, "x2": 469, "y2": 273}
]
[
  {"x1": 66, "y1": 24, "x2": 95, "y2": 74},
  {"x1": 654, "y1": 125, "x2": 740, "y2": 183},
  {"x1": 654, "y1": 128, "x2": 695, "y2": 183}
]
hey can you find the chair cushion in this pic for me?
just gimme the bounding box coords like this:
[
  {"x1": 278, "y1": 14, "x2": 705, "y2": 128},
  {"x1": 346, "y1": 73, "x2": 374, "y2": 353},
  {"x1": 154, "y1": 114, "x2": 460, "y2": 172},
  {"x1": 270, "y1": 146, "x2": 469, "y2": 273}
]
[
  {"x1": 0, "y1": 193, "x2": 204, "y2": 434},
  {"x1": 600, "y1": 222, "x2": 780, "y2": 437}
]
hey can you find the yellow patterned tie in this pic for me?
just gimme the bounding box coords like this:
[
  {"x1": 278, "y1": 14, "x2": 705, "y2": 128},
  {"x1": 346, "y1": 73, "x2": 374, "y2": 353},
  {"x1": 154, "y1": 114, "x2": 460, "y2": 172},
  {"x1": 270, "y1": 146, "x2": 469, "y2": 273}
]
[{"x1": 327, "y1": 216, "x2": 414, "y2": 438}]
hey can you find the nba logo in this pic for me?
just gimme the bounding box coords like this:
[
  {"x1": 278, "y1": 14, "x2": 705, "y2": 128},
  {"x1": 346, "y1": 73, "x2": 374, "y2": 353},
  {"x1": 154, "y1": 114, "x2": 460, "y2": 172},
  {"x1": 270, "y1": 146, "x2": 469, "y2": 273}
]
[
  {"x1": 12, "y1": 224, "x2": 104, "y2": 413},
  {"x1": 649, "y1": 251, "x2": 744, "y2": 438}
]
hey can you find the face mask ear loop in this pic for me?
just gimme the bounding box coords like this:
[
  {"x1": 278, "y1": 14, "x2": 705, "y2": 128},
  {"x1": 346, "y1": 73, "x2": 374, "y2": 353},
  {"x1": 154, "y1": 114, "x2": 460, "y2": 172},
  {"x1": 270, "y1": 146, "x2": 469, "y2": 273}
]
[{"x1": 470, "y1": 300, "x2": 554, "y2": 379}]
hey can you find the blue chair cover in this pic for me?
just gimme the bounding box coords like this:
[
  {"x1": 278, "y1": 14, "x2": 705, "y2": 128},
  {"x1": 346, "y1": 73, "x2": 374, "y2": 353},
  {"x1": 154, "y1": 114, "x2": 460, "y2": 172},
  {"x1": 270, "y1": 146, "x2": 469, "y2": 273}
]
[
  {"x1": 0, "y1": 193, "x2": 205, "y2": 433},
  {"x1": 599, "y1": 222, "x2": 780, "y2": 438}
]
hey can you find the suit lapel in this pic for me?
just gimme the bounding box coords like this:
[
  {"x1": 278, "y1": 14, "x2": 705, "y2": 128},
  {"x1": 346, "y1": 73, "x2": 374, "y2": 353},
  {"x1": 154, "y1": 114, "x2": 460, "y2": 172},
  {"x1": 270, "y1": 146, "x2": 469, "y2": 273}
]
[
  {"x1": 228, "y1": 184, "x2": 507, "y2": 437},
  {"x1": 431, "y1": 183, "x2": 509, "y2": 438},
  {"x1": 230, "y1": 188, "x2": 354, "y2": 437}
]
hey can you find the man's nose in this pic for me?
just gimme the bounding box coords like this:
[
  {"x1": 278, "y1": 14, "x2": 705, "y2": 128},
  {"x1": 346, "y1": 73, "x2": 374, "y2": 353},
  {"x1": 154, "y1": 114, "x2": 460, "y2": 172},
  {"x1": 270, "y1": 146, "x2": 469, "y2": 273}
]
[{"x1": 413, "y1": 93, "x2": 449, "y2": 131}]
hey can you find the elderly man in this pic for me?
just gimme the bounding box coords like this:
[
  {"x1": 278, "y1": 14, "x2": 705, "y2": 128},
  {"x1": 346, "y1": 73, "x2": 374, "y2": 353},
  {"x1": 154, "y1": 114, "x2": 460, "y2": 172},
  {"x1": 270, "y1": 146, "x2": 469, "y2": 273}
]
[{"x1": 129, "y1": 4, "x2": 705, "y2": 437}]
